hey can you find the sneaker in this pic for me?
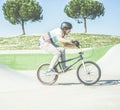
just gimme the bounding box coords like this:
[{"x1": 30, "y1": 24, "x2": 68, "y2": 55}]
[{"x1": 45, "y1": 70, "x2": 57, "y2": 76}]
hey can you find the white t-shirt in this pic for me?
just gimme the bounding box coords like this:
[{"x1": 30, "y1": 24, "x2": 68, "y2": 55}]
[
  {"x1": 49, "y1": 28, "x2": 62, "y2": 43},
  {"x1": 39, "y1": 28, "x2": 63, "y2": 47}
]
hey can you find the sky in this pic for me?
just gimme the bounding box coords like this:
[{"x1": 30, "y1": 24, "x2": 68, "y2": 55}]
[{"x1": 0, "y1": 0, "x2": 120, "y2": 37}]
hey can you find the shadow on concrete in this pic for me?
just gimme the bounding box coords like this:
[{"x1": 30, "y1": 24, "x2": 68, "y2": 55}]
[
  {"x1": 57, "y1": 80, "x2": 120, "y2": 86},
  {"x1": 97, "y1": 80, "x2": 120, "y2": 86},
  {"x1": 57, "y1": 82, "x2": 81, "y2": 86}
]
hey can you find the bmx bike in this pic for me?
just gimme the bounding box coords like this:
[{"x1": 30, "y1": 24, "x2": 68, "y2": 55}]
[{"x1": 37, "y1": 43, "x2": 101, "y2": 85}]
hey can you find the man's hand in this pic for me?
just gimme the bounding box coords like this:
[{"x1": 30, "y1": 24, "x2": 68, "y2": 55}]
[{"x1": 71, "y1": 40, "x2": 80, "y2": 47}]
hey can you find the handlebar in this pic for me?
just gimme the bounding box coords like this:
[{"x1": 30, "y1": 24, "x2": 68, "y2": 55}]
[
  {"x1": 73, "y1": 41, "x2": 81, "y2": 49},
  {"x1": 71, "y1": 40, "x2": 81, "y2": 48},
  {"x1": 74, "y1": 42, "x2": 83, "y2": 54},
  {"x1": 76, "y1": 44, "x2": 81, "y2": 48},
  {"x1": 72, "y1": 40, "x2": 94, "y2": 58}
]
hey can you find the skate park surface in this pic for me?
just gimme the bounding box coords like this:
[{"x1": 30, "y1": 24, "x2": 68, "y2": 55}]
[{"x1": 0, "y1": 44, "x2": 120, "y2": 110}]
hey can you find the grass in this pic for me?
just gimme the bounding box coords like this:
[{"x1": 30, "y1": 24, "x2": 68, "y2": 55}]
[
  {"x1": 0, "y1": 33, "x2": 119, "y2": 70},
  {"x1": 0, "y1": 33, "x2": 120, "y2": 50},
  {"x1": 0, "y1": 35, "x2": 39, "y2": 50},
  {"x1": 70, "y1": 33, "x2": 120, "y2": 47},
  {"x1": 0, "y1": 45, "x2": 112, "y2": 70}
]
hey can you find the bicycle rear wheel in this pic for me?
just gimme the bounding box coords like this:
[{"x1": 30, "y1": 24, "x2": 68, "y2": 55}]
[
  {"x1": 37, "y1": 64, "x2": 58, "y2": 85},
  {"x1": 77, "y1": 61, "x2": 101, "y2": 85}
]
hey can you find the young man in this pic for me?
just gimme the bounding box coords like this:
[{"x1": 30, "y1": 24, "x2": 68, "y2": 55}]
[{"x1": 39, "y1": 22, "x2": 79, "y2": 75}]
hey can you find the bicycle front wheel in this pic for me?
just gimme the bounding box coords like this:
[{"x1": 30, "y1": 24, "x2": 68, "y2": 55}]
[
  {"x1": 37, "y1": 64, "x2": 58, "y2": 85},
  {"x1": 77, "y1": 61, "x2": 101, "y2": 85}
]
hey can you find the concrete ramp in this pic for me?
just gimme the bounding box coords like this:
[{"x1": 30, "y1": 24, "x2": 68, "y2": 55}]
[
  {"x1": 97, "y1": 44, "x2": 120, "y2": 79},
  {"x1": 0, "y1": 63, "x2": 40, "y2": 92},
  {"x1": 0, "y1": 44, "x2": 120, "y2": 92},
  {"x1": 0, "y1": 46, "x2": 120, "y2": 110}
]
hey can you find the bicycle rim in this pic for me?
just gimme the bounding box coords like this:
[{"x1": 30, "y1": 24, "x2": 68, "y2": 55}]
[
  {"x1": 77, "y1": 61, "x2": 101, "y2": 85},
  {"x1": 37, "y1": 64, "x2": 58, "y2": 85}
]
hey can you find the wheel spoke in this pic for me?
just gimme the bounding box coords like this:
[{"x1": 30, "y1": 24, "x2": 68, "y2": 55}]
[
  {"x1": 77, "y1": 61, "x2": 101, "y2": 85},
  {"x1": 37, "y1": 64, "x2": 58, "y2": 85}
]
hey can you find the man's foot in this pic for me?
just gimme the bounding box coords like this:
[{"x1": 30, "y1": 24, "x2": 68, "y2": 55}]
[{"x1": 45, "y1": 70, "x2": 57, "y2": 76}]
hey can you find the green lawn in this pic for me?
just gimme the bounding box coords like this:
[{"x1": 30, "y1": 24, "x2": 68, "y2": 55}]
[
  {"x1": 0, "y1": 45, "x2": 112, "y2": 70},
  {"x1": 0, "y1": 33, "x2": 120, "y2": 50}
]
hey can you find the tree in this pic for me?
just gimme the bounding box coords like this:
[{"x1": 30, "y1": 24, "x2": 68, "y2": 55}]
[
  {"x1": 64, "y1": 0, "x2": 105, "y2": 33},
  {"x1": 2, "y1": 0, "x2": 43, "y2": 35}
]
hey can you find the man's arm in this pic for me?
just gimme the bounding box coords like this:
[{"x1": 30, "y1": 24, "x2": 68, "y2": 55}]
[{"x1": 57, "y1": 34, "x2": 72, "y2": 44}]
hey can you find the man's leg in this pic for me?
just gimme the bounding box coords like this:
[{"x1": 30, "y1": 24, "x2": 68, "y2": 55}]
[
  {"x1": 41, "y1": 42, "x2": 61, "y2": 70},
  {"x1": 57, "y1": 47, "x2": 66, "y2": 69}
]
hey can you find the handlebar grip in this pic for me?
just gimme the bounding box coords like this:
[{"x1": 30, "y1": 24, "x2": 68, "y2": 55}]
[{"x1": 71, "y1": 40, "x2": 81, "y2": 48}]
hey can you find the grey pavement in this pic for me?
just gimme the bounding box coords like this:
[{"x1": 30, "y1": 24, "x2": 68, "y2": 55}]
[{"x1": 0, "y1": 49, "x2": 80, "y2": 54}]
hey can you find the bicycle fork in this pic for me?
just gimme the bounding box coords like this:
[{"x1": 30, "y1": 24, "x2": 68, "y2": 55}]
[{"x1": 81, "y1": 60, "x2": 87, "y2": 73}]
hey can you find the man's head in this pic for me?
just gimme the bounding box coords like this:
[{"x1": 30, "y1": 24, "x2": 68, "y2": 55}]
[{"x1": 61, "y1": 22, "x2": 72, "y2": 35}]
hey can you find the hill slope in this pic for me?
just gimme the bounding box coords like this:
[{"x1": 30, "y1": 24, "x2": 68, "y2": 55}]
[{"x1": 0, "y1": 33, "x2": 120, "y2": 50}]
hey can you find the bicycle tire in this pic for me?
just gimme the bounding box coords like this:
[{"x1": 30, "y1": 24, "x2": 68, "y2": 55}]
[
  {"x1": 37, "y1": 63, "x2": 58, "y2": 85},
  {"x1": 77, "y1": 61, "x2": 101, "y2": 85}
]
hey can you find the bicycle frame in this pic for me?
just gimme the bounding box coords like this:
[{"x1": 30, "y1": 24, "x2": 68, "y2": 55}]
[
  {"x1": 37, "y1": 44, "x2": 101, "y2": 85},
  {"x1": 54, "y1": 52, "x2": 84, "y2": 73}
]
